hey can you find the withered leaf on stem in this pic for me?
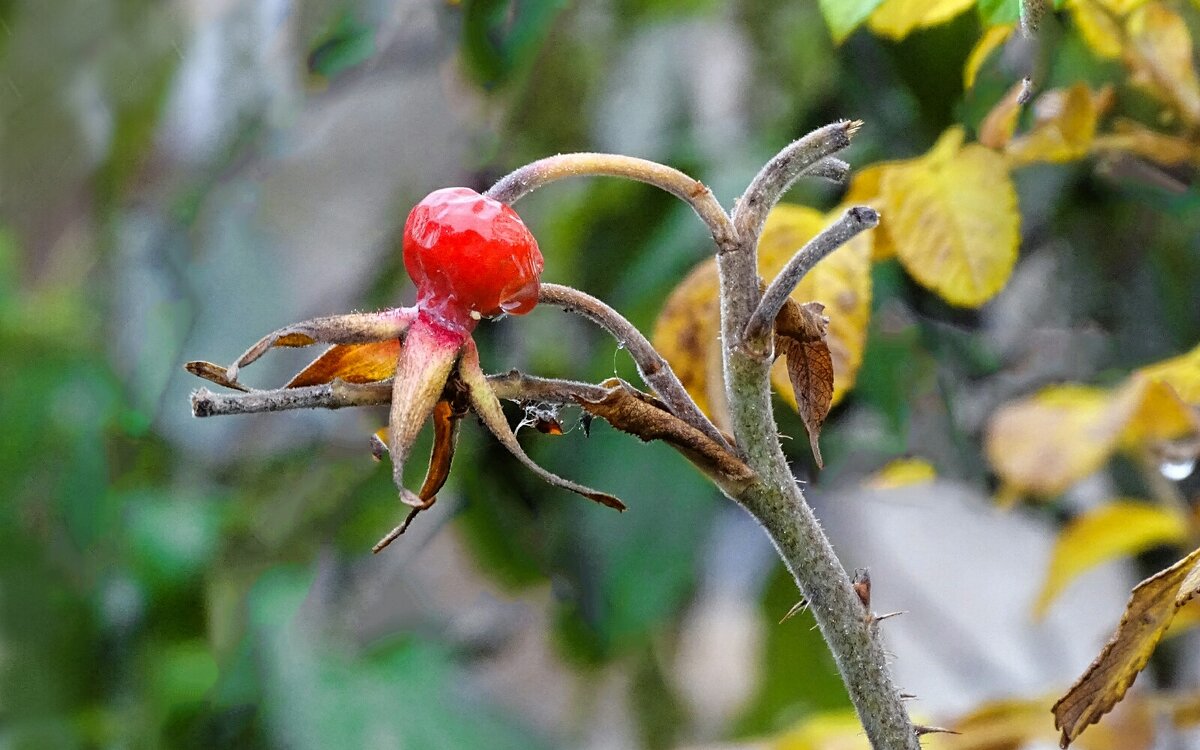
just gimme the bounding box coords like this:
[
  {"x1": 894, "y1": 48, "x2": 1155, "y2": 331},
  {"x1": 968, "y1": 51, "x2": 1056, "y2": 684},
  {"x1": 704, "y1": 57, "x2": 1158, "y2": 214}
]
[
  {"x1": 1053, "y1": 545, "x2": 1200, "y2": 747},
  {"x1": 775, "y1": 298, "x2": 834, "y2": 468},
  {"x1": 575, "y1": 378, "x2": 754, "y2": 492}
]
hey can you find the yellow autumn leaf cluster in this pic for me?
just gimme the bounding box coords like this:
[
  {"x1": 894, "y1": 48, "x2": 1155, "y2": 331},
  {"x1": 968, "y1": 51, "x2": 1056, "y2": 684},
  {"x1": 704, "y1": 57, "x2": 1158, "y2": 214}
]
[
  {"x1": 848, "y1": 127, "x2": 1021, "y2": 307},
  {"x1": 1066, "y1": 0, "x2": 1200, "y2": 127},
  {"x1": 986, "y1": 343, "x2": 1200, "y2": 498}
]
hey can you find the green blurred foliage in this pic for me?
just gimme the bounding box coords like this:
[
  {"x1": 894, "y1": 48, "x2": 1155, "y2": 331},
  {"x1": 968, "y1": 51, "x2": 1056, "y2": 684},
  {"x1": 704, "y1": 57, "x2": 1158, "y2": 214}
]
[{"x1": 4, "y1": 0, "x2": 1200, "y2": 747}]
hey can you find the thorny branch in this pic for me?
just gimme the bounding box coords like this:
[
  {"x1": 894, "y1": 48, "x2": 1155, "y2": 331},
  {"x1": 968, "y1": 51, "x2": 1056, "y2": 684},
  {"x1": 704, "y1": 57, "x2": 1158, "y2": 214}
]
[{"x1": 481, "y1": 130, "x2": 917, "y2": 749}]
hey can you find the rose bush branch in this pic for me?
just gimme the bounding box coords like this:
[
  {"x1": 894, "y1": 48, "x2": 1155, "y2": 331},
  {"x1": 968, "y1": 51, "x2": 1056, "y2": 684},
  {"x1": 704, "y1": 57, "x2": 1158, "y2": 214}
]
[
  {"x1": 732, "y1": 120, "x2": 861, "y2": 240},
  {"x1": 491, "y1": 129, "x2": 918, "y2": 749}
]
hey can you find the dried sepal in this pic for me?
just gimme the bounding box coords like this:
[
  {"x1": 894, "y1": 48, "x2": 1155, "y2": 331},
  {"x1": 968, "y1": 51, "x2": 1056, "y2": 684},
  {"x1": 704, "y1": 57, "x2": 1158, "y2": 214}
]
[
  {"x1": 185, "y1": 360, "x2": 250, "y2": 392},
  {"x1": 287, "y1": 340, "x2": 403, "y2": 388},
  {"x1": 373, "y1": 394, "x2": 468, "y2": 552},
  {"x1": 574, "y1": 378, "x2": 755, "y2": 494},
  {"x1": 775, "y1": 299, "x2": 834, "y2": 468},
  {"x1": 386, "y1": 319, "x2": 464, "y2": 507},
  {"x1": 458, "y1": 340, "x2": 626, "y2": 510},
  {"x1": 226, "y1": 307, "x2": 417, "y2": 383}
]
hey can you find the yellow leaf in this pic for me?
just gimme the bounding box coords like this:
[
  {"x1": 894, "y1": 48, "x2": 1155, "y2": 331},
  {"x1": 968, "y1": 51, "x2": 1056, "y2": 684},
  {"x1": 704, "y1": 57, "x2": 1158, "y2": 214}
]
[
  {"x1": 772, "y1": 710, "x2": 870, "y2": 750},
  {"x1": 867, "y1": 457, "x2": 936, "y2": 489},
  {"x1": 1034, "y1": 500, "x2": 1190, "y2": 618},
  {"x1": 879, "y1": 127, "x2": 1020, "y2": 307},
  {"x1": 1119, "y1": 375, "x2": 1199, "y2": 446},
  {"x1": 1068, "y1": 0, "x2": 1125, "y2": 59},
  {"x1": 987, "y1": 385, "x2": 1121, "y2": 497},
  {"x1": 987, "y1": 367, "x2": 1200, "y2": 498},
  {"x1": 652, "y1": 259, "x2": 725, "y2": 423},
  {"x1": 1092, "y1": 118, "x2": 1200, "y2": 166},
  {"x1": 1094, "y1": 0, "x2": 1150, "y2": 15},
  {"x1": 978, "y1": 79, "x2": 1028, "y2": 150},
  {"x1": 934, "y1": 695, "x2": 1152, "y2": 750},
  {"x1": 964, "y1": 24, "x2": 1016, "y2": 89},
  {"x1": 1137, "y1": 341, "x2": 1200, "y2": 404},
  {"x1": 759, "y1": 205, "x2": 874, "y2": 407},
  {"x1": 1053, "y1": 545, "x2": 1200, "y2": 747},
  {"x1": 867, "y1": 0, "x2": 974, "y2": 41},
  {"x1": 1006, "y1": 84, "x2": 1103, "y2": 166},
  {"x1": 1125, "y1": 2, "x2": 1200, "y2": 126}
]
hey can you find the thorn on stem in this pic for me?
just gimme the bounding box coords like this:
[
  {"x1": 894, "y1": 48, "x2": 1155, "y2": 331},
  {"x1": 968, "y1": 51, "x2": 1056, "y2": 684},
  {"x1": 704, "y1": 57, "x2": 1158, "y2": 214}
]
[
  {"x1": 852, "y1": 568, "x2": 871, "y2": 609},
  {"x1": 780, "y1": 598, "x2": 810, "y2": 623},
  {"x1": 915, "y1": 725, "x2": 959, "y2": 737}
]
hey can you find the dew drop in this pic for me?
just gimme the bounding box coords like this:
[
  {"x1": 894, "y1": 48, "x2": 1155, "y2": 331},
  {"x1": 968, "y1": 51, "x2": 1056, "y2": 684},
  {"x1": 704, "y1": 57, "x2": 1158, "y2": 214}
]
[{"x1": 1160, "y1": 458, "x2": 1196, "y2": 481}]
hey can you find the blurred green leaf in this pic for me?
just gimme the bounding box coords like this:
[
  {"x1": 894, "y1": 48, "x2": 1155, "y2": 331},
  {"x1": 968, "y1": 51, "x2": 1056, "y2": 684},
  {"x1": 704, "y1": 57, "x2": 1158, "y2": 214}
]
[
  {"x1": 123, "y1": 490, "x2": 220, "y2": 589},
  {"x1": 246, "y1": 568, "x2": 550, "y2": 750},
  {"x1": 819, "y1": 0, "x2": 887, "y2": 42},
  {"x1": 307, "y1": 12, "x2": 376, "y2": 81},
  {"x1": 460, "y1": 0, "x2": 569, "y2": 89}
]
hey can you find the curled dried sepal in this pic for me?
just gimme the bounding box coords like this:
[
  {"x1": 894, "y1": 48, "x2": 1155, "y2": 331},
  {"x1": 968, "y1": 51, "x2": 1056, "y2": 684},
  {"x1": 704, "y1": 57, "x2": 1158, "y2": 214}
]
[
  {"x1": 373, "y1": 396, "x2": 468, "y2": 552},
  {"x1": 224, "y1": 308, "x2": 416, "y2": 385},
  {"x1": 458, "y1": 339, "x2": 626, "y2": 511},
  {"x1": 574, "y1": 378, "x2": 755, "y2": 495},
  {"x1": 185, "y1": 360, "x2": 250, "y2": 392},
  {"x1": 386, "y1": 317, "x2": 465, "y2": 507}
]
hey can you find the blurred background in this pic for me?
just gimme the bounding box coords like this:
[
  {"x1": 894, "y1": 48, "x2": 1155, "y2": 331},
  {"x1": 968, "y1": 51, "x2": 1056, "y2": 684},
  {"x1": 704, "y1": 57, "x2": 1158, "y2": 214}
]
[{"x1": 4, "y1": 0, "x2": 1200, "y2": 748}]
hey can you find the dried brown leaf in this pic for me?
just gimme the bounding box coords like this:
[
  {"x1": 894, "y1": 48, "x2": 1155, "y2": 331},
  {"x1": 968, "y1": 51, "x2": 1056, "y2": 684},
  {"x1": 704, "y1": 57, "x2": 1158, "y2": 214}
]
[
  {"x1": 775, "y1": 300, "x2": 834, "y2": 468},
  {"x1": 575, "y1": 378, "x2": 754, "y2": 492},
  {"x1": 1053, "y1": 545, "x2": 1200, "y2": 747}
]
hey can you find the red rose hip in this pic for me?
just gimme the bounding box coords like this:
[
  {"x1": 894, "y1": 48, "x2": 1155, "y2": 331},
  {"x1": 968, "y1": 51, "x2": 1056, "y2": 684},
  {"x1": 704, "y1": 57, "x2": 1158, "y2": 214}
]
[{"x1": 403, "y1": 187, "x2": 544, "y2": 334}]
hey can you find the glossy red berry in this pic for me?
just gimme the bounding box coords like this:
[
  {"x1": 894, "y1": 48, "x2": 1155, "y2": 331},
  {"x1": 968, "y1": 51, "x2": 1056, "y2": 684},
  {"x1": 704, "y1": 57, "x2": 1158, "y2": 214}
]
[{"x1": 403, "y1": 187, "x2": 544, "y2": 334}]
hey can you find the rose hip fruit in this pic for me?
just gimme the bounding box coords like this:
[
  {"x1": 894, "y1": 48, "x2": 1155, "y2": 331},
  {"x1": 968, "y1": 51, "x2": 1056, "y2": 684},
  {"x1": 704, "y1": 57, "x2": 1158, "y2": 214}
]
[{"x1": 403, "y1": 187, "x2": 544, "y2": 333}]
